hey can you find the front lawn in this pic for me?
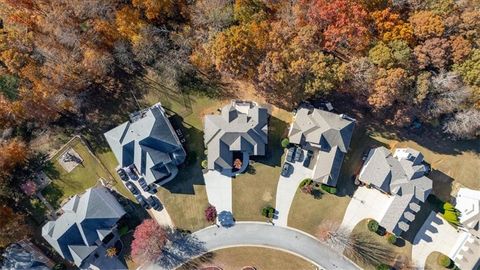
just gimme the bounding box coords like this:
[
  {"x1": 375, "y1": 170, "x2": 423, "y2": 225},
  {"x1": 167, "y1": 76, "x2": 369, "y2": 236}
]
[
  {"x1": 232, "y1": 109, "x2": 291, "y2": 221},
  {"x1": 178, "y1": 246, "x2": 317, "y2": 270},
  {"x1": 43, "y1": 137, "x2": 116, "y2": 208}
]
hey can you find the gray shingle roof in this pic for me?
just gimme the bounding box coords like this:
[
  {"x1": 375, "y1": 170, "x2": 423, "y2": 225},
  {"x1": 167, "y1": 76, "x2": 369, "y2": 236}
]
[
  {"x1": 289, "y1": 108, "x2": 355, "y2": 186},
  {"x1": 104, "y1": 103, "x2": 186, "y2": 185},
  {"x1": 42, "y1": 186, "x2": 125, "y2": 267},
  {"x1": 204, "y1": 101, "x2": 268, "y2": 174},
  {"x1": 360, "y1": 147, "x2": 433, "y2": 235}
]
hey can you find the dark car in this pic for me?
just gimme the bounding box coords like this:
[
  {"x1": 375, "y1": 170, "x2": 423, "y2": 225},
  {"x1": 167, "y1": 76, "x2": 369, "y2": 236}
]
[
  {"x1": 135, "y1": 195, "x2": 151, "y2": 209},
  {"x1": 286, "y1": 147, "x2": 296, "y2": 163},
  {"x1": 145, "y1": 184, "x2": 157, "y2": 194},
  {"x1": 125, "y1": 181, "x2": 140, "y2": 196},
  {"x1": 303, "y1": 150, "x2": 313, "y2": 167},
  {"x1": 294, "y1": 147, "x2": 303, "y2": 162},
  {"x1": 138, "y1": 177, "x2": 148, "y2": 190},
  {"x1": 116, "y1": 168, "x2": 129, "y2": 182},
  {"x1": 147, "y1": 196, "x2": 163, "y2": 211},
  {"x1": 281, "y1": 162, "x2": 293, "y2": 177},
  {"x1": 125, "y1": 166, "x2": 139, "y2": 180}
]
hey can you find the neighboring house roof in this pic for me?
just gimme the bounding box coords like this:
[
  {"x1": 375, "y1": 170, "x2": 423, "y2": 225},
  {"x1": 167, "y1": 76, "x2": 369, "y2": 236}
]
[
  {"x1": 204, "y1": 101, "x2": 268, "y2": 174},
  {"x1": 1, "y1": 243, "x2": 50, "y2": 270},
  {"x1": 452, "y1": 188, "x2": 480, "y2": 270},
  {"x1": 359, "y1": 147, "x2": 433, "y2": 235},
  {"x1": 288, "y1": 108, "x2": 355, "y2": 186},
  {"x1": 42, "y1": 186, "x2": 125, "y2": 267},
  {"x1": 104, "y1": 103, "x2": 186, "y2": 185}
]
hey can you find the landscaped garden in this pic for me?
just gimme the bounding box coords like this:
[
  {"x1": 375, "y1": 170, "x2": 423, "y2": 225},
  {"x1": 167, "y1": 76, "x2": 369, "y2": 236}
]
[{"x1": 177, "y1": 247, "x2": 317, "y2": 270}]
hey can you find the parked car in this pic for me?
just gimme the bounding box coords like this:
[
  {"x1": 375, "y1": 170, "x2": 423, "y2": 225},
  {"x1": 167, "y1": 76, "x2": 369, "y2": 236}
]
[
  {"x1": 145, "y1": 184, "x2": 157, "y2": 194},
  {"x1": 125, "y1": 181, "x2": 140, "y2": 196},
  {"x1": 138, "y1": 177, "x2": 148, "y2": 190},
  {"x1": 281, "y1": 162, "x2": 293, "y2": 177},
  {"x1": 125, "y1": 166, "x2": 138, "y2": 180},
  {"x1": 135, "y1": 195, "x2": 151, "y2": 209},
  {"x1": 294, "y1": 147, "x2": 303, "y2": 162},
  {"x1": 116, "y1": 168, "x2": 129, "y2": 181},
  {"x1": 147, "y1": 196, "x2": 163, "y2": 211},
  {"x1": 303, "y1": 150, "x2": 313, "y2": 167},
  {"x1": 286, "y1": 147, "x2": 296, "y2": 162}
]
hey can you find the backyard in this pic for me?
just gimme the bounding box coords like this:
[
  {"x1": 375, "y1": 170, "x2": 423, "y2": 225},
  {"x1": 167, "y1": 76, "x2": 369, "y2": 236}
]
[{"x1": 178, "y1": 247, "x2": 317, "y2": 270}]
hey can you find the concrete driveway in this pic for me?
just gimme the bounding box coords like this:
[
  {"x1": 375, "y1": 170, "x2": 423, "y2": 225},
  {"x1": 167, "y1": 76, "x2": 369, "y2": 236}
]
[
  {"x1": 274, "y1": 149, "x2": 313, "y2": 226},
  {"x1": 193, "y1": 222, "x2": 360, "y2": 270},
  {"x1": 340, "y1": 186, "x2": 395, "y2": 232},
  {"x1": 412, "y1": 212, "x2": 465, "y2": 269},
  {"x1": 204, "y1": 170, "x2": 232, "y2": 213}
]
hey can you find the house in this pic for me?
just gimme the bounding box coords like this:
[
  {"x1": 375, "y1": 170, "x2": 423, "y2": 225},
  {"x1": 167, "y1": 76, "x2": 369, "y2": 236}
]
[
  {"x1": 1, "y1": 240, "x2": 54, "y2": 270},
  {"x1": 450, "y1": 188, "x2": 480, "y2": 270},
  {"x1": 358, "y1": 147, "x2": 433, "y2": 236},
  {"x1": 288, "y1": 107, "x2": 355, "y2": 186},
  {"x1": 204, "y1": 100, "x2": 268, "y2": 176},
  {"x1": 104, "y1": 103, "x2": 186, "y2": 186},
  {"x1": 42, "y1": 186, "x2": 127, "y2": 269}
]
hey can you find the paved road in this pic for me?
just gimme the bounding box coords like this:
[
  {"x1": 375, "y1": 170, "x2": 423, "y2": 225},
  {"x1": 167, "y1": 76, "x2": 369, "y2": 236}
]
[
  {"x1": 193, "y1": 222, "x2": 360, "y2": 270},
  {"x1": 274, "y1": 149, "x2": 313, "y2": 226},
  {"x1": 204, "y1": 170, "x2": 232, "y2": 213}
]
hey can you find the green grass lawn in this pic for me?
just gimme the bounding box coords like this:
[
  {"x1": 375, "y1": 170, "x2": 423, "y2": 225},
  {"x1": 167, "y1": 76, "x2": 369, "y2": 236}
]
[
  {"x1": 42, "y1": 137, "x2": 116, "y2": 208},
  {"x1": 178, "y1": 246, "x2": 317, "y2": 270},
  {"x1": 232, "y1": 109, "x2": 291, "y2": 221},
  {"x1": 346, "y1": 219, "x2": 413, "y2": 270}
]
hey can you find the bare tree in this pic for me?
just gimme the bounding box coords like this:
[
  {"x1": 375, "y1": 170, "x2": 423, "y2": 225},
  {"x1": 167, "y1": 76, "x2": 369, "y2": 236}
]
[
  {"x1": 443, "y1": 108, "x2": 480, "y2": 139},
  {"x1": 316, "y1": 221, "x2": 395, "y2": 267}
]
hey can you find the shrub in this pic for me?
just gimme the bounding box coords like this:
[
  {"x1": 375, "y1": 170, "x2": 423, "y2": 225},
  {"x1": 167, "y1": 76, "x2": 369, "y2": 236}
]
[
  {"x1": 201, "y1": 159, "x2": 208, "y2": 169},
  {"x1": 387, "y1": 234, "x2": 397, "y2": 245},
  {"x1": 301, "y1": 184, "x2": 314, "y2": 194},
  {"x1": 119, "y1": 225, "x2": 129, "y2": 236},
  {"x1": 281, "y1": 138, "x2": 290, "y2": 148},
  {"x1": 262, "y1": 206, "x2": 275, "y2": 218},
  {"x1": 367, "y1": 219, "x2": 379, "y2": 233},
  {"x1": 438, "y1": 254, "x2": 452, "y2": 268},
  {"x1": 299, "y1": 178, "x2": 313, "y2": 189},
  {"x1": 376, "y1": 264, "x2": 390, "y2": 270},
  {"x1": 321, "y1": 184, "x2": 337, "y2": 194},
  {"x1": 205, "y1": 204, "x2": 217, "y2": 223}
]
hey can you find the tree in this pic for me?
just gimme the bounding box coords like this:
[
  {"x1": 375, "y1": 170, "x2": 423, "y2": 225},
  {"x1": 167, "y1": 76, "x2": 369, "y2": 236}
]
[
  {"x1": 0, "y1": 206, "x2": 31, "y2": 248},
  {"x1": 233, "y1": 158, "x2": 242, "y2": 170},
  {"x1": 316, "y1": 221, "x2": 395, "y2": 267},
  {"x1": 450, "y1": 35, "x2": 472, "y2": 63},
  {"x1": 0, "y1": 138, "x2": 28, "y2": 179},
  {"x1": 115, "y1": 6, "x2": 147, "y2": 42},
  {"x1": 204, "y1": 204, "x2": 217, "y2": 223},
  {"x1": 454, "y1": 49, "x2": 480, "y2": 87},
  {"x1": 281, "y1": 138, "x2": 290, "y2": 148},
  {"x1": 443, "y1": 108, "x2": 480, "y2": 139},
  {"x1": 368, "y1": 68, "x2": 412, "y2": 109},
  {"x1": 234, "y1": 0, "x2": 268, "y2": 23},
  {"x1": 414, "y1": 38, "x2": 450, "y2": 70},
  {"x1": 132, "y1": 0, "x2": 177, "y2": 21},
  {"x1": 409, "y1": 11, "x2": 445, "y2": 40},
  {"x1": 372, "y1": 8, "x2": 414, "y2": 43},
  {"x1": 106, "y1": 247, "x2": 117, "y2": 258},
  {"x1": 304, "y1": 0, "x2": 371, "y2": 52},
  {"x1": 131, "y1": 219, "x2": 168, "y2": 264},
  {"x1": 369, "y1": 42, "x2": 394, "y2": 68}
]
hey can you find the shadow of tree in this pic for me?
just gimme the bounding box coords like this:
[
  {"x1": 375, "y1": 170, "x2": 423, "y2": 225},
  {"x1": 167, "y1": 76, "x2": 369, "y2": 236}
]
[
  {"x1": 41, "y1": 183, "x2": 64, "y2": 209},
  {"x1": 156, "y1": 230, "x2": 211, "y2": 269}
]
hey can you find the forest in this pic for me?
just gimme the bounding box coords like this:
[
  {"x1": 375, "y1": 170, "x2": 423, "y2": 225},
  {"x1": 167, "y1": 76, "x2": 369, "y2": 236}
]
[{"x1": 0, "y1": 0, "x2": 479, "y2": 249}]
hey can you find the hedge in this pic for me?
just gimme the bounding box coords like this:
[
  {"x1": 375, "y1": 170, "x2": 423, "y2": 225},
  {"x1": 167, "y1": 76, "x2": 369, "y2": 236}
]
[
  {"x1": 438, "y1": 254, "x2": 452, "y2": 268},
  {"x1": 299, "y1": 178, "x2": 313, "y2": 189},
  {"x1": 367, "y1": 219, "x2": 379, "y2": 233},
  {"x1": 281, "y1": 138, "x2": 290, "y2": 148},
  {"x1": 376, "y1": 264, "x2": 390, "y2": 270},
  {"x1": 321, "y1": 184, "x2": 337, "y2": 194},
  {"x1": 201, "y1": 159, "x2": 208, "y2": 169}
]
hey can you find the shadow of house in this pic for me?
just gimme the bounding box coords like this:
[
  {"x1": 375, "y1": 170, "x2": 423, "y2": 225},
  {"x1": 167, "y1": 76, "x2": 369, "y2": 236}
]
[
  {"x1": 429, "y1": 169, "x2": 454, "y2": 203},
  {"x1": 250, "y1": 115, "x2": 288, "y2": 168}
]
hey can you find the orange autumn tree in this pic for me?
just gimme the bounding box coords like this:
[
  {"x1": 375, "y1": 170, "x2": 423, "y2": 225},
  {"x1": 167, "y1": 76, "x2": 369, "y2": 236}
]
[
  {"x1": 372, "y1": 8, "x2": 414, "y2": 43},
  {"x1": 0, "y1": 206, "x2": 31, "y2": 247},
  {"x1": 0, "y1": 138, "x2": 28, "y2": 178},
  {"x1": 303, "y1": 0, "x2": 371, "y2": 53},
  {"x1": 409, "y1": 11, "x2": 445, "y2": 40}
]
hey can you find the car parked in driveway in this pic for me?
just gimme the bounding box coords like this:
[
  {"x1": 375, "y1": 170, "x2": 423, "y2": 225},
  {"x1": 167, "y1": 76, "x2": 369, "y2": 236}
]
[
  {"x1": 125, "y1": 181, "x2": 140, "y2": 196},
  {"x1": 286, "y1": 147, "x2": 296, "y2": 162},
  {"x1": 135, "y1": 194, "x2": 151, "y2": 209},
  {"x1": 116, "y1": 168, "x2": 129, "y2": 181},
  {"x1": 138, "y1": 177, "x2": 148, "y2": 190},
  {"x1": 281, "y1": 162, "x2": 293, "y2": 177},
  {"x1": 147, "y1": 196, "x2": 163, "y2": 211},
  {"x1": 294, "y1": 147, "x2": 303, "y2": 162},
  {"x1": 303, "y1": 150, "x2": 313, "y2": 167}
]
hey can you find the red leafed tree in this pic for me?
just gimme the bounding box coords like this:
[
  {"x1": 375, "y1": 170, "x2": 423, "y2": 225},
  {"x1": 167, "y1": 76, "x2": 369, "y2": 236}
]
[
  {"x1": 0, "y1": 138, "x2": 28, "y2": 178},
  {"x1": 131, "y1": 219, "x2": 168, "y2": 264},
  {"x1": 233, "y1": 158, "x2": 242, "y2": 170},
  {"x1": 205, "y1": 204, "x2": 217, "y2": 223},
  {"x1": 303, "y1": 0, "x2": 371, "y2": 52}
]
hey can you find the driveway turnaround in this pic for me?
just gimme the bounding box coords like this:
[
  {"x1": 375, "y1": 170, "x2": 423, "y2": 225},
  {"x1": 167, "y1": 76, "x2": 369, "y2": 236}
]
[
  {"x1": 412, "y1": 212, "x2": 465, "y2": 269},
  {"x1": 340, "y1": 186, "x2": 395, "y2": 232},
  {"x1": 193, "y1": 222, "x2": 360, "y2": 270},
  {"x1": 274, "y1": 150, "x2": 313, "y2": 226},
  {"x1": 204, "y1": 170, "x2": 232, "y2": 213}
]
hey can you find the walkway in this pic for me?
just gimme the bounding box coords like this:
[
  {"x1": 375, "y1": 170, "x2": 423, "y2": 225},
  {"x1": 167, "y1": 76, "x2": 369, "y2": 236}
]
[
  {"x1": 412, "y1": 212, "x2": 465, "y2": 269},
  {"x1": 203, "y1": 170, "x2": 232, "y2": 213},
  {"x1": 192, "y1": 222, "x2": 360, "y2": 270},
  {"x1": 340, "y1": 186, "x2": 395, "y2": 232},
  {"x1": 274, "y1": 150, "x2": 313, "y2": 226}
]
